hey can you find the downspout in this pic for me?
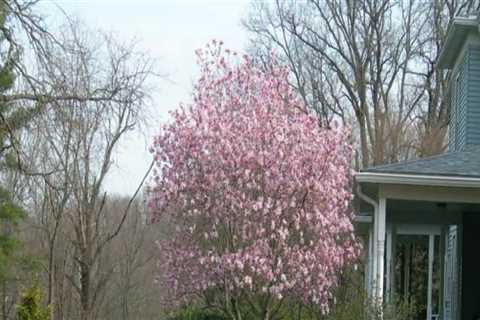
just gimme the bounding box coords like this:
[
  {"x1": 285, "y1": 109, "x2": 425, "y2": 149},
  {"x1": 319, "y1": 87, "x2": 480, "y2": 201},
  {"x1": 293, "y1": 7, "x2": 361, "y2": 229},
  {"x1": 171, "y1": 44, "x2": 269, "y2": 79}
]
[{"x1": 356, "y1": 181, "x2": 379, "y2": 300}]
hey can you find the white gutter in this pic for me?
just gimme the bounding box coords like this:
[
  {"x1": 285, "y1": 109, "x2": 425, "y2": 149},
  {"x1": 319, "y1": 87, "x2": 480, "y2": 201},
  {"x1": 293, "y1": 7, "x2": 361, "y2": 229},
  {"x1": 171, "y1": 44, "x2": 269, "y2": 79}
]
[
  {"x1": 356, "y1": 183, "x2": 378, "y2": 298},
  {"x1": 453, "y1": 16, "x2": 478, "y2": 26},
  {"x1": 355, "y1": 171, "x2": 480, "y2": 188},
  {"x1": 356, "y1": 183, "x2": 378, "y2": 214}
]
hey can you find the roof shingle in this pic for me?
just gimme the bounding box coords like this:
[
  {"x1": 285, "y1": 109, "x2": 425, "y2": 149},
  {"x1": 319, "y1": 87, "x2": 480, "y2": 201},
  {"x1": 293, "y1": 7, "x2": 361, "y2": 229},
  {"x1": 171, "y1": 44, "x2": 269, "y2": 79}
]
[{"x1": 363, "y1": 147, "x2": 480, "y2": 178}]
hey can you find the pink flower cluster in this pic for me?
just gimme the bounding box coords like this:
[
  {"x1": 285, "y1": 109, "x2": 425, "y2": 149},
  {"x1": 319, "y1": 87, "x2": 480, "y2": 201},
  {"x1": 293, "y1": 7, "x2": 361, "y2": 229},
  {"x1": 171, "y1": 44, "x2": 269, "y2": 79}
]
[{"x1": 148, "y1": 41, "x2": 360, "y2": 312}]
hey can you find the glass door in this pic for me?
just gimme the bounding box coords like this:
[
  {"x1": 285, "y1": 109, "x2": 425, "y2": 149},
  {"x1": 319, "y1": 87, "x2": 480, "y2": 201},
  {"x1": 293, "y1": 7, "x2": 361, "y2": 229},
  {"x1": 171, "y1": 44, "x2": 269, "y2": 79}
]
[{"x1": 392, "y1": 227, "x2": 441, "y2": 320}]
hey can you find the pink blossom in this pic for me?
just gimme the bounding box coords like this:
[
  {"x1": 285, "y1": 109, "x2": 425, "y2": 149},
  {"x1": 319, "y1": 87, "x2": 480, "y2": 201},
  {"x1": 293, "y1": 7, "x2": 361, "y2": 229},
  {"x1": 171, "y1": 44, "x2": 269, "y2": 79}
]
[{"x1": 149, "y1": 41, "x2": 360, "y2": 312}]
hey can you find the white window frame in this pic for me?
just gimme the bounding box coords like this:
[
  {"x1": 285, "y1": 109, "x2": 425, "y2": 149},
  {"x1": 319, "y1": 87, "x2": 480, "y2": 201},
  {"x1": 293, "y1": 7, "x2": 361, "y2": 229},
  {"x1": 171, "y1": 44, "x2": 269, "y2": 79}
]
[{"x1": 393, "y1": 224, "x2": 441, "y2": 320}]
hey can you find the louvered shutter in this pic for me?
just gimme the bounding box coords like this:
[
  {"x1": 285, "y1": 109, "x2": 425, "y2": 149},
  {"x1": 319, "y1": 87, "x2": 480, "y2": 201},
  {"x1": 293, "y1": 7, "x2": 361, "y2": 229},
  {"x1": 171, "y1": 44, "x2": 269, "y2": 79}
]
[{"x1": 444, "y1": 226, "x2": 458, "y2": 320}]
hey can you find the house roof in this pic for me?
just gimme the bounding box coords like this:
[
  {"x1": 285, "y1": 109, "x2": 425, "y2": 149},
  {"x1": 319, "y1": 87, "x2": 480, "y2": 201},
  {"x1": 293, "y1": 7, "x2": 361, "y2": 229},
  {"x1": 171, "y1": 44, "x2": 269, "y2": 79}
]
[
  {"x1": 437, "y1": 15, "x2": 478, "y2": 69},
  {"x1": 363, "y1": 147, "x2": 480, "y2": 178}
]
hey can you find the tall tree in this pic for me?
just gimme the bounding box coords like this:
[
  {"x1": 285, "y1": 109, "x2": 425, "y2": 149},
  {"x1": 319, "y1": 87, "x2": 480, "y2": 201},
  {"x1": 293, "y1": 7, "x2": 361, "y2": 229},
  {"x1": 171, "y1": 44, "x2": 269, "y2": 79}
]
[
  {"x1": 21, "y1": 20, "x2": 154, "y2": 320},
  {"x1": 0, "y1": 2, "x2": 162, "y2": 319},
  {"x1": 149, "y1": 42, "x2": 359, "y2": 319},
  {"x1": 0, "y1": 2, "x2": 45, "y2": 318},
  {"x1": 244, "y1": 0, "x2": 480, "y2": 167}
]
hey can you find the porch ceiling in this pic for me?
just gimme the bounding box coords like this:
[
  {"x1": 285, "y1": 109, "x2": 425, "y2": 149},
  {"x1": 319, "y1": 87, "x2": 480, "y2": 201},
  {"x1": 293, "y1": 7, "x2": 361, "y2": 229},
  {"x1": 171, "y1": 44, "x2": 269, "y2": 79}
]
[
  {"x1": 355, "y1": 177, "x2": 480, "y2": 220},
  {"x1": 386, "y1": 199, "x2": 480, "y2": 225}
]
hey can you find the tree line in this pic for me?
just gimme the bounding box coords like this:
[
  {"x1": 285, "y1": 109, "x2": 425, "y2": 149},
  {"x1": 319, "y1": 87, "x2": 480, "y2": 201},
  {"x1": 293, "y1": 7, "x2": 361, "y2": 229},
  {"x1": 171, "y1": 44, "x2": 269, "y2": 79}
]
[
  {"x1": 0, "y1": 1, "x2": 162, "y2": 319},
  {"x1": 244, "y1": 0, "x2": 480, "y2": 168}
]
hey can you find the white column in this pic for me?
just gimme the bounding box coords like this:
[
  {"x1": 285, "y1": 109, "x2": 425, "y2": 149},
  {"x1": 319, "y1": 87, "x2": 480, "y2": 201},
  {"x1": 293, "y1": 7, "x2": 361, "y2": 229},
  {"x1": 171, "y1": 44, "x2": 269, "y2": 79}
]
[
  {"x1": 376, "y1": 197, "x2": 387, "y2": 302},
  {"x1": 366, "y1": 226, "x2": 373, "y2": 294},
  {"x1": 372, "y1": 209, "x2": 378, "y2": 297},
  {"x1": 385, "y1": 224, "x2": 393, "y2": 302},
  {"x1": 427, "y1": 234, "x2": 435, "y2": 320}
]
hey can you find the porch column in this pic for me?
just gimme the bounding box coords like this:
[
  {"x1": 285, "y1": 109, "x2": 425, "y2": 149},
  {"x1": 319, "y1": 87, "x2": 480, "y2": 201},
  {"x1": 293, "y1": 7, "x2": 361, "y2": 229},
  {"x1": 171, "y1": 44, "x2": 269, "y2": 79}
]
[
  {"x1": 427, "y1": 234, "x2": 435, "y2": 320},
  {"x1": 385, "y1": 224, "x2": 393, "y2": 301},
  {"x1": 366, "y1": 226, "x2": 373, "y2": 293},
  {"x1": 375, "y1": 197, "x2": 387, "y2": 302}
]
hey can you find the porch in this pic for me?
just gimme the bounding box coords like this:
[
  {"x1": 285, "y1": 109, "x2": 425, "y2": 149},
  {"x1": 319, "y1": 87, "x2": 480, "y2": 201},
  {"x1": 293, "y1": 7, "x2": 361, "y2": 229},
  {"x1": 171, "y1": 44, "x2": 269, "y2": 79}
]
[{"x1": 356, "y1": 178, "x2": 480, "y2": 320}]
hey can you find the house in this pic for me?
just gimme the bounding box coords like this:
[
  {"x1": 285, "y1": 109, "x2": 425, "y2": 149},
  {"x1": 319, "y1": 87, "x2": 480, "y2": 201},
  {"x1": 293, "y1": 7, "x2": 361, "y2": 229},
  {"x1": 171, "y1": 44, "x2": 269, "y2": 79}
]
[{"x1": 355, "y1": 15, "x2": 480, "y2": 320}]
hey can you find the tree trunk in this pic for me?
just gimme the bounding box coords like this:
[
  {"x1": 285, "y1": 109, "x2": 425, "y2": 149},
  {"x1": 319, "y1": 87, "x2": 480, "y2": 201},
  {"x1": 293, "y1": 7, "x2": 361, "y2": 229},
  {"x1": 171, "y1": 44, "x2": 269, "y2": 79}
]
[
  {"x1": 47, "y1": 244, "x2": 55, "y2": 320},
  {"x1": 358, "y1": 114, "x2": 370, "y2": 168},
  {"x1": 80, "y1": 256, "x2": 91, "y2": 320}
]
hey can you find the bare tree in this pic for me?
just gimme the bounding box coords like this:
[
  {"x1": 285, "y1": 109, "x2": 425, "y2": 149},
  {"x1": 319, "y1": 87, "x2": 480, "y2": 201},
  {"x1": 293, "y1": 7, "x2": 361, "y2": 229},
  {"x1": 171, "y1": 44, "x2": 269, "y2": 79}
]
[
  {"x1": 244, "y1": 0, "x2": 480, "y2": 167},
  {"x1": 96, "y1": 196, "x2": 162, "y2": 320},
  {"x1": 0, "y1": 2, "x2": 164, "y2": 319},
  {"x1": 19, "y1": 19, "x2": 156, "y2": 320}
]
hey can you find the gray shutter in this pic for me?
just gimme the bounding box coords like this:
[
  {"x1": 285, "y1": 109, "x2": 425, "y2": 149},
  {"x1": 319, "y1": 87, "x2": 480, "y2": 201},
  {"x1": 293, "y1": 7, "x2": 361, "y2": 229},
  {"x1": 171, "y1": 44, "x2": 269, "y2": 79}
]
[{"x1": 444, "y1": 226, "x2": 458, "y2": 320}]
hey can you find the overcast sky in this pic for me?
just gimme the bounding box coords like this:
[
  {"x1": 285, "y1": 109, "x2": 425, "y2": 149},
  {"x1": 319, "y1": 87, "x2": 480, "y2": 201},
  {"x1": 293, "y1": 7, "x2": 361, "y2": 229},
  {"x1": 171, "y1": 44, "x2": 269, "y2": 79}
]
[{"x1": 42, "y1": 0, "x2": 250, "y2": 195}]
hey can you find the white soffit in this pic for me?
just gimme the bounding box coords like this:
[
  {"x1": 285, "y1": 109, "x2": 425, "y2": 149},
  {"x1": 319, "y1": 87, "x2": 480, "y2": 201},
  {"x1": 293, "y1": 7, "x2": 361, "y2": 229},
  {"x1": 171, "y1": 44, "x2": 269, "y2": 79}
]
[{"x1": 355, "y1": 172, "x2": 480, "y2": 188}]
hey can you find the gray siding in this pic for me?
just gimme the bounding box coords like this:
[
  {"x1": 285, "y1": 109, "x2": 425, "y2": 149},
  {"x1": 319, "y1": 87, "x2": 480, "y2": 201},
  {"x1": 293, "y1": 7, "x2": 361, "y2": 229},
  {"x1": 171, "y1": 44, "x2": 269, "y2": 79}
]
[
  {"x1": 449, "y1": 73, "x2": 456, "y2": 151},
  {"x1": 457, "y1": 51, "x2": 468, "y2": 150},
  {"x1": 449, "y1": 51, "x2": 468, "y2": 151},
  {"x1": 467, "y1": 46, "x2": 480, "y2": 148},
  {"x1": 449, "y1": 45, "x2": 480, "y2": 151}
]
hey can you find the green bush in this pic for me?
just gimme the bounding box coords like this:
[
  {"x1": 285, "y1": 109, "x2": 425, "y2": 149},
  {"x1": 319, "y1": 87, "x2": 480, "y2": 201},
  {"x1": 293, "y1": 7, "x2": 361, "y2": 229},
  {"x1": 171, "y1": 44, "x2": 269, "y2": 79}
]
[
  {"x1": 168, "y1": 295, "x2": 415, "y2": 320},
  {"x1": 327, "y1": 296, "x2": 416, "y2": 320},
  {"x1": 381, "y1": 299, "x2": 417, "y2": 320},
  {"x1": 16, "y1": 284, "x2": 51, "y2": 320},
  {"x1": 168, "y1": 270, "x2": 416, "y2": 320},
  {"x1": 168, "y1": 306, "x2": 227, "y2": 320},
  {"x1": 325, "y1": 269, "x2": 416, "y2": 320}
]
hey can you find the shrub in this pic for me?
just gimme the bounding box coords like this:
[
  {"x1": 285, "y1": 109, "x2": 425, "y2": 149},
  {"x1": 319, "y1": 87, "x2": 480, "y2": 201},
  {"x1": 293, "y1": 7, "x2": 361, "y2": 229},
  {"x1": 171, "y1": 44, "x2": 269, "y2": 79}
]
[
  {"x1": 167, "y1": 268, "x2": 416, "y2": 320},
  {"x1": 325, "y1": 269, "x2": 416, "y2": 320},
  {"x1": 16, "y1": 284, "x2": 50, "y2": 320},
  {"x1": 168, "y1": 306, "x2": 227, "y2": 320}
]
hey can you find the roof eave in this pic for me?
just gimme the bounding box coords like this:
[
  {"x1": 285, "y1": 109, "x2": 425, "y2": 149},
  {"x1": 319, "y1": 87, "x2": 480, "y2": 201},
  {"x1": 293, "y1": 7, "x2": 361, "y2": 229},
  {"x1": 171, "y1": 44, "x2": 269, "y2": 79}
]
[
  {"x1": 355, "y1": 171, "x2": 480, "y2": 188},
  {"x1": 437, "y1": 17, "x2": 478, "y2": 69}
]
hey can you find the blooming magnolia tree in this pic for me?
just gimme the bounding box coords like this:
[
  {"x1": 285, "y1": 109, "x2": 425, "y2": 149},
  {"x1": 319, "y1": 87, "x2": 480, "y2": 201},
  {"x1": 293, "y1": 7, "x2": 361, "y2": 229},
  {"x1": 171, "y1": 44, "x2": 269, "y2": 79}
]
[{"x1": 148, "y1": 41, "x2": 359, "y2": 319}]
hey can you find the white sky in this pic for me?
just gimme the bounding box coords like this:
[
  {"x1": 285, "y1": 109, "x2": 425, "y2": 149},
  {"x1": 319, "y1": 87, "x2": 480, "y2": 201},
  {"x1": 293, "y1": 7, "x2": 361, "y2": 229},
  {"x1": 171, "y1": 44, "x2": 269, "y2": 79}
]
[{"x1": 40, "y1": 0, "x2": 251, "y2": 195}]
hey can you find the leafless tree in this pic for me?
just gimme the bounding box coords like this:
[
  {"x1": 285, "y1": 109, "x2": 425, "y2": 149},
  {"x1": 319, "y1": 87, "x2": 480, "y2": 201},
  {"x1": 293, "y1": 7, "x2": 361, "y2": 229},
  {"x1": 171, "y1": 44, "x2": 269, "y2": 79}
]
[
  {"x1": 95, "y1": 196, "x2": 162, "y2": 320},
  {"x1": 244, "y1": 0, "x2": 480, "y2": 167},
  {"x1": 17, "y1": 19, "x2": 156, "y2": 320},
  {"x1": 0, "y1": 2, "x2": 167, "y2": 319}
]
